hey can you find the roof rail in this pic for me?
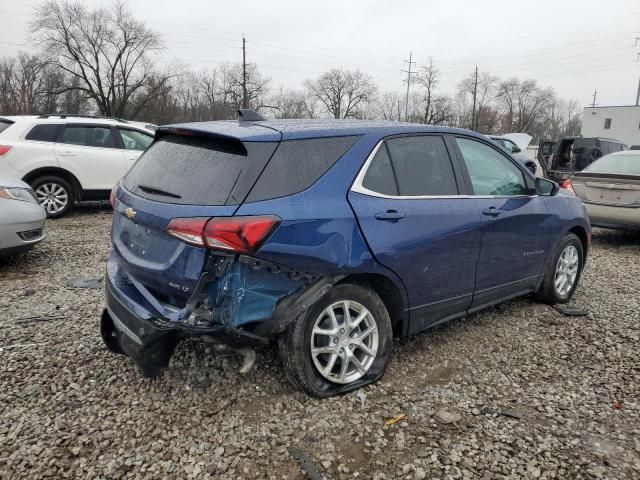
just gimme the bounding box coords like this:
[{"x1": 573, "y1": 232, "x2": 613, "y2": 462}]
[
  {"x1": 237, "y1": 109, "x2": 266, "y2": 122},
  {"x1": 35, "y1": 113, "x2": 126, "y2": 123}
]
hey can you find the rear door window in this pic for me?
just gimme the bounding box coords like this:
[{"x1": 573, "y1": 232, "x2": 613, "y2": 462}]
[
  {"x1": 455, "y1": 137, "x2": 527, "y2": 196},
  {"x1": 60, "y1": 125, "x2": 116, "y2": 148},
  {"x1": 385, "y1": 135, "x2": 458, "y2": 196},
  {"x1": 246, "y1": 136, "x2": 359, "y2": 202},
  {"x1": 123, "y1": 134, "x2": 248, "y2": 205},
  {"x1": 61, "y1": 125, "x2": 90, "y2": 146},
  {"x1": 25, "y1": 124, "x2": 62, "y2": 142},
  {"x1": 89, "y1": 127, "x2": 115, "y2": 148}
]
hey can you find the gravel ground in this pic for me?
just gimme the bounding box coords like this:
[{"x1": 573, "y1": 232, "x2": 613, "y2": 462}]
[{"x1": 1, "y1": 205, "x2": 639, "y2": 479}]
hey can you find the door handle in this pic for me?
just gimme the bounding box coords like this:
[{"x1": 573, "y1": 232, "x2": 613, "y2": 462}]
[
  {"x1": 375, "y1": 210, "x2": 405, "y2": 221},
  {"x1": 58, "y1": 150, "x2": 76, "y2": 156},
  {"x1": 482, "y1": 207, "x2": 502, "y2": 217}
]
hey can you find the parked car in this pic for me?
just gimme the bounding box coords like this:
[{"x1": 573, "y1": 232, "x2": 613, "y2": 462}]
[
  {"x1": 101, "y1": 113, "x2": 591, "y2": 397},
  {"x1": 0, "y1": 175, "x2": 46, "y2": 257},
  {"x1": 538, "y1": 136, "x2": 627, "y2": 183},
  {"x1": 564, "y1": 150, "x2": 640, "y2": 231},
  {"x1": 487, "y1": 134, "x2": 537, "y2": 174},
  {"x1": 0, "y1": 114, "x2": 155, "y2": 218}
]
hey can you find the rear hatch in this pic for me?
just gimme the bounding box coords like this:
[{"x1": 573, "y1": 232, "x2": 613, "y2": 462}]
[{"x1": 112, "y1": 128, "x2": 280, "y2": 308}]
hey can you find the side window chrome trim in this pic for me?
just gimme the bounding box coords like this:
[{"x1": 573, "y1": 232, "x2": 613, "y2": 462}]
[{"x1": 351, "y1": 139, "x2": 537, "y2": 200}]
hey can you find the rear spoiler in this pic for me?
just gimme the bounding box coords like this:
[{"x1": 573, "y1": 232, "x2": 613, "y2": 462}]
[{"x1": 154, "y1": 127, "x2": 248, "y2": 156}]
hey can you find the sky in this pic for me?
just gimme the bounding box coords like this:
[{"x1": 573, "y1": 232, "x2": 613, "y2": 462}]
[{"x1": 1, "y1": 0, "x2": 640, "y2": 109}]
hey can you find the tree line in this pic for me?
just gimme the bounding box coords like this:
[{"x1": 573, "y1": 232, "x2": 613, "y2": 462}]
[{"x1": 0, "y1": 0, "x2": 581, "y2": 141}]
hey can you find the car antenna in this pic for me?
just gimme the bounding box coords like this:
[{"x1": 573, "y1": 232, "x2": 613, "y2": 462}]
[{"x1": 237, "y1": 109, "x2": 266, "y2": 122}]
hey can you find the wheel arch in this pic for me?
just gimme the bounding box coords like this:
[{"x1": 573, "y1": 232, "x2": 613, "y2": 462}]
[
  {"x1": 22, "y1": 167, "x2": 82, "y2": 200},
  {"x1": 338, "y1": 273, "x2": 408, "y2": 336},
  {"x1": 568, "y1": 224, "x2": 589, "y2": 260}
]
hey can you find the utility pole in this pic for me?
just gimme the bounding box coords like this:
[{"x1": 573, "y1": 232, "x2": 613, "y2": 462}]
[
  {"x1": 242, "y1": 36, "x2": 248, "y2": 109},
  {"x1": 591, "y1": 89, "x2": 598, "y2": 108},
  {"x1": 397, "y1": 99, "x2": 401, "y2": 122},
  {"x1": 471, "y1": 65, "x2": 478, "y2": 131},
  {"x1": 402, "y1": 52, "x2": 416, "y2": 122}
]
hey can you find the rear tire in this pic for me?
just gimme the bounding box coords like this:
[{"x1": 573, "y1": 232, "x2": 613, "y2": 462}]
[
  {"x1": 279, "y1": 283, "x2": 392, "y2": 398},
  {"x1": 536, "y1": 233, "x2": 583, "y2": 304},
  {"x1": 30, "y1": 175, "x2": 75, "y2": 218}
]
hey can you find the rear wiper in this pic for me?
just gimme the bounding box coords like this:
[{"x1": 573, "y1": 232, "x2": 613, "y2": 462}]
[{"x1": 137, "y1": 184, "x2": 182, "y2": 199}]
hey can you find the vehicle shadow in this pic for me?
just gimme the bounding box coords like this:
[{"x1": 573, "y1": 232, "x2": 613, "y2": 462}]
[
  {"x1": 591, "y1": 228, "x2": 640, "y2": 248},
  {"x1": 66, "y1": 201, "x2": 113, "y2": 217}
]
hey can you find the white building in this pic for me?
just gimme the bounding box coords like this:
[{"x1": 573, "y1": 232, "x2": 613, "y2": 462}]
[{"x1": 581, "y1": 105, "x2": 640, "y2": 146}]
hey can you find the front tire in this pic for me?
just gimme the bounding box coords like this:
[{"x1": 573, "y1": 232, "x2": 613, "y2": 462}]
[
  {"x1": 536, "y1": 233, "x2": 584, "y2": 304},
  {"x1": 279, "y1": 283, "x2": 392, "y2": 398},
  {"x1": 31, "y1": 175, "x2": 75, "y2": 218}
]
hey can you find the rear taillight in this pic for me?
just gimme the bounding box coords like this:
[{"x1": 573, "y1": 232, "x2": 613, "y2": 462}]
[
  {"x1": 166, "y1": 216, "x2": 280, "y2": 253},
  {"x1": 0, "y1": 145, "x2": 13, "y2": 157},
  {"x1": 561, "y1": 179, "x2": 576, "y2": 195},
  {"x1": 165, "y1": 217, "x2": 209, "y2": 247},
  {"x1": 109, "y1": 186, "x2": 116, "y2": 207}
]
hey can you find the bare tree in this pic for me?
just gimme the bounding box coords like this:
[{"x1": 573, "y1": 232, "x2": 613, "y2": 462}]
[
  {"x1": 416, "y1": 57, "x2": 440, "y2": 124},
  {"x1": 197, "y1": 68, "x2": 234, "y2": 119},
  {"x1": 305, "y1": 68, "x2": 377, "y2": 119},
  {"x1": 219, "y1": 62, "x2": 270, "y2": 111},
  {"x1": 458, "y1": 70, "x2": 500, "y2": 132},
  {"x1": 31, "y1": 0, "x2": 173, "y2": 118},
  {"x1": 497, "y1": 78, "x2": 555, "y2": 133},
  {"x1": 266, "y1": 88, "x2": 314, "y2": 119},
  {"x1": 0, "y1": 51, "x2": 82, "y2": 114},
  {"x1": 375, "y1": 91, "x2": 402, "y2": 120}
]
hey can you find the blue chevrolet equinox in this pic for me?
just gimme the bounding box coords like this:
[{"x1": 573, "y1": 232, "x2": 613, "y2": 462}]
[{"x1": 101, "y1": 111, "x2": 591, "y2": 397}]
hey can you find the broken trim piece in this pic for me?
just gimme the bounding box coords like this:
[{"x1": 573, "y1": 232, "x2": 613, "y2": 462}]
[{"x1": 253, "y1": 275, "x2": 345, "y2": 337}]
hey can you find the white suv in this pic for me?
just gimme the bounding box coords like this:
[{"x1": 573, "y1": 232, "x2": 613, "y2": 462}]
[{"x1": 0, "y1": 115, "x2": 154, "y2": 218}]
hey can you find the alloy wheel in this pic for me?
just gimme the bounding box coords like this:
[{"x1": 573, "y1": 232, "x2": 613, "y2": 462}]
[
  {"x1": 310, "y1": 300, "x2": 379, "y2": 384},
  {"x1": 35, "y1": 183, "x2": 69, "y2": 215},
  {"x1": 554, "y1": 245, "x2": 579, "y2": 297}
]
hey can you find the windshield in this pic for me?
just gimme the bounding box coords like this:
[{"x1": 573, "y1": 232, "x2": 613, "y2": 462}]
[{"x1": 583, "y1": 153, "x2": 640, "y2": 175}]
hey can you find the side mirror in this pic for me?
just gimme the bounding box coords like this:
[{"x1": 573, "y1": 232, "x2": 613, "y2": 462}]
[
  {"x1": 535, "y1": 177, "x2": 559, "y2": 196},
  {"x1": 512, "y1": 146, "x2": 521, "y2": 153}
]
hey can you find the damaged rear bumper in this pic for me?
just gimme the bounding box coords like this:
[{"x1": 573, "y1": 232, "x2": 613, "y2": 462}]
[{"x1": 101, "y1": 250, "x2": 341, "y2": 376}]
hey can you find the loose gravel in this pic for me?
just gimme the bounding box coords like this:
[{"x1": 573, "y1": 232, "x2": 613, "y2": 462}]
[{"x1": 1, "y1": 205, "x2": 639, "y2": 479}]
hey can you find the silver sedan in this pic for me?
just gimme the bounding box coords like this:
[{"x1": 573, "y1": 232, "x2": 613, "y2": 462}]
[
  {"x1": 569, "y1": 151, "x2": 640, "y2": 232},
  {"x1": 0, "y1": 175, "x2": 46, "y2": 256}
]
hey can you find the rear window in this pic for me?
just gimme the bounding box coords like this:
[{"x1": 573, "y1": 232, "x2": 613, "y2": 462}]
[
  {"x1": 25, "y1": 124, "x2": 62, "y2": 142},
  {"x1": 584, "y1": 153, "x2": 640, "y2": 175},
  {"x1": 0, "y1": 119, "x2": 14, "y2": 134},
  {"x1": 123, "y1": 134, "x2": 247, "y2": 205},
  {"x1": 246, "y1": 136, "x2": 359, "y2": 202},
  {"x1": 572, "y1": 138, "x2": 595, "y2": 155}
]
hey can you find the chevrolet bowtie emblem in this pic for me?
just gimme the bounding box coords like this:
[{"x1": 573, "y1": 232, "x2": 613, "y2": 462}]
[{"x1": 124, "y1": 207, "x2": 136, "y2": 219}]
